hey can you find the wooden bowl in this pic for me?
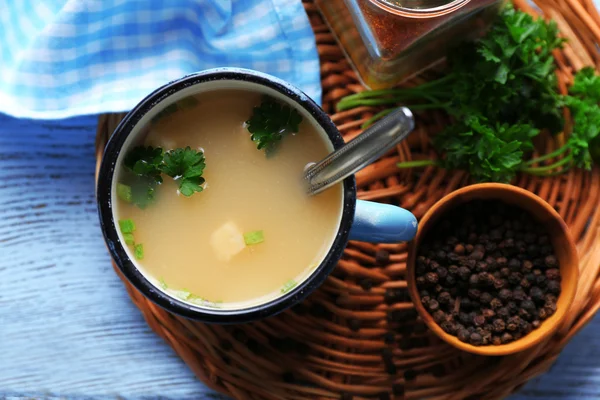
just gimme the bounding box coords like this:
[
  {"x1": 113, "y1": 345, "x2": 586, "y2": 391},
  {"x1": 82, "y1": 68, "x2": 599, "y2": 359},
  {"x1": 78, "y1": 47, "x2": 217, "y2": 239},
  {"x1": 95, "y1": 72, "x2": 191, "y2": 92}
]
[{"x1": 407, "y1": 183, "x2": 579, "y2": 356}]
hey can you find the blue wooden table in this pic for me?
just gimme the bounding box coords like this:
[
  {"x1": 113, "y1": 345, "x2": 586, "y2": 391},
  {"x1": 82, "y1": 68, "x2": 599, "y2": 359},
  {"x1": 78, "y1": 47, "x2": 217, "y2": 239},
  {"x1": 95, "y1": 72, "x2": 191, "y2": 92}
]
[{"x1": 1, "y1": 113, "x2": 600, "y2": 399}]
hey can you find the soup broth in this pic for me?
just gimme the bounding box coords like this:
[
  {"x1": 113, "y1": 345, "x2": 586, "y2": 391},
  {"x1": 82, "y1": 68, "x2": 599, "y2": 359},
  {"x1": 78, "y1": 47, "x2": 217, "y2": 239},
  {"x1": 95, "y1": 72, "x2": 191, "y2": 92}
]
[{"x1": 114, "y1": 89, "x2": 343, "y2": 309}]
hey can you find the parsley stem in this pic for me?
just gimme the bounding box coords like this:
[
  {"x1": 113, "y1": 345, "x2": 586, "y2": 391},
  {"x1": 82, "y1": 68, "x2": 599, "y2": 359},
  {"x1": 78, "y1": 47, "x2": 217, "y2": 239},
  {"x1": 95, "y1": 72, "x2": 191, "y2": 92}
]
[
  {"x1": 397, "y1": 159, "x2": 439, "y2": 169},
  {"x1": 337, "y1": 96, "x2": 425, "y2": 110},
  {"x1": 406, "y1": 103, "x2": 450, "y2": 111},
  {"x1": 524, "y1": 145, "x2": 570, "y2": 166},
  {"x1": 521, "y1": 154, "x2": 573, "y2": 174},
  {"x1": 361, "y1": 109, "x2": 396, "y2": 129}
]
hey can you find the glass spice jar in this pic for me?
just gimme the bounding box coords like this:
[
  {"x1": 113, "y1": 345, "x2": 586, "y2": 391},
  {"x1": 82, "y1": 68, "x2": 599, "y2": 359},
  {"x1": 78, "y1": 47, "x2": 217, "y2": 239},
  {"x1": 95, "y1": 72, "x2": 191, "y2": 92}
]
[{"x1": 315, "y1": 0, "x2": 504, "y2": 89}]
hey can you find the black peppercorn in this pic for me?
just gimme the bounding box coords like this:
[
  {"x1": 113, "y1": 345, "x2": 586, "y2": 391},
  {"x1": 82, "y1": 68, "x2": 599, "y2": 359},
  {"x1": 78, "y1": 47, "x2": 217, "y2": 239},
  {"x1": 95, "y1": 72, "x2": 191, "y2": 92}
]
[
  {"x1": 501, "y1": 332, "x2": 514, "y2": 344},
  {"x1": 500, "y1": 267, "x2": 511, "y2": 278},
  {"x1": 458, "y1": 266, "x2": 471, "y2": 280},
  {"x1": 512, "y1": 288, "x2": 527, "y2": 302},
  {"x1": 473, "y1": 314, "x2": 486, "y2": 326},
  {"x1": 539, "y1": 245, "x2": 551, "y2": 256},
  {"x1": 508, "y1": 272, "x2": 523, "y2": 285},
  {"x1": 544, "y1": 255, "x2": 558, "y2": 268},
  {"x1": 545, "y1": 268, "x2": 560, "y2": 281},
  {"x1": 436, "y1": 266, "x2": 449, "y2": 280},
  {"x1": 416, "y1": 276, "x2": 427, "y2": 286},
  {"x1": 432, "y1": 310, "x2": 446, "y2": 324},
  {"x1": 529, "y1": 286, "x2": 545, "y2": 304},
  {"x1": 440, "y1": 320, "x2": 458, "y2": 334},
  {"x1": 438, "y1": 292, "x2": 452, "y2": 305},
  {"x1": 448, "y1": 265, "x2": 459, "y2": 275},
  {"x1": 457, "y1": 329, "x2": 470, "y2": 342},
  {"x1": 506, "y1": 316, "x2": 521, "y2": 331},
  {"x1": 470, "y1": 332, "x2": 484, "y2": 346},
  {"x1": 445, "y1": 275, "x2": 457, "y2": 286},
  {"x1": 538, "y1": 308, "x2": 548, "y2": 320},
  {"x1": 492, "y1": 319, "x2": 506, "y2": 332},
  {"x1": 522, "y1": 260, "x2": 533, "y2": 272},
  {"x1": 498, "y1": 288, "x2": 512, "y2": 301},
  {"x1": 427, "y1": 299, "x2": 440, "y2": 311},
  {"x1": 490, "y1": 225, "x2": 503, "y2": 238},
  {"x1": 535, "y1": 275, "x2": 548, "y2": 288},
  {"x1": 482, "y1": 308, "x2": 495, "y2": 320},
  {"x1": 459, "y1": 312, "x2": 471, "y2": 325},
  {"x1": 508, "y1": 258, "x2": 521, "y2": 271},
  {"x1": 454, "y1": 244, "x2": 466, "y2": 255},
  {"x1": 493, "y1": 278, "x2": 507, "y2": 290},
  {"x1": 490, "y1": 298, "x2": 503, "y2": 310},
  {"x1": 521, "y1": 300, "x2": 537, "y2": 314},
  {"x1": 468, "y1": 288, "x2": 481, "y2": 300},
  {"x1": 480, "y1": 292, "x2": 493, "y2": 304},
  {"x1": 425, "y1": 272, "x2": 439, "y2": 285},
  {"x1": 546, "y1": 280, "x2": 561, "y2": 295},
  {"x1": 469, "y1": 274, "x2": 480, "y2": 286},
  {"x1": 497, "y1": 307, "x2": 510, "y2": 320}
]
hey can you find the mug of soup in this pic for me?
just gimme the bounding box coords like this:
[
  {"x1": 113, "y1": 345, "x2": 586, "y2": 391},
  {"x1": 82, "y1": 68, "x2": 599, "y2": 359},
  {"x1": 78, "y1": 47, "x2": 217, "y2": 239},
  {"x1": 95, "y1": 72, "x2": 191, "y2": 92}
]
[{"x1": 97, "y1": 68, "x2": 418, "y2": 323}]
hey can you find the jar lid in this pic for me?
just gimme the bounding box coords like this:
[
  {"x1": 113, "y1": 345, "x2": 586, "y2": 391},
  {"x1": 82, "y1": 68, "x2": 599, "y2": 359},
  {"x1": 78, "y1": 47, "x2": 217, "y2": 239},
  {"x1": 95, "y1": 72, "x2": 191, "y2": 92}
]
[{"x1": 371, "y1": 0, "x2": 470, "y2": 17}]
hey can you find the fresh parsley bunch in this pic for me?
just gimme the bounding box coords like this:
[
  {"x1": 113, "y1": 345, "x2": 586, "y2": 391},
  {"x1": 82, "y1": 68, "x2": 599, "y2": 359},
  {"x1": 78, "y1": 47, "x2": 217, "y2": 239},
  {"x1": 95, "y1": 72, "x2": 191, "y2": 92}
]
[{"x1": 337, "y1": 5, "x2": 600, "y2": 182}]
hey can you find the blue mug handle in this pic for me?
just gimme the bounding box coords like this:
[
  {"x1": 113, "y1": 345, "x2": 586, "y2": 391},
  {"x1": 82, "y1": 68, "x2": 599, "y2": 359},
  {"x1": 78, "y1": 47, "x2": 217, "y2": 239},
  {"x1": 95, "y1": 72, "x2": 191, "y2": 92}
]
[{"x1": 349, "y1": 200, "x2": 418, "y2": 243}]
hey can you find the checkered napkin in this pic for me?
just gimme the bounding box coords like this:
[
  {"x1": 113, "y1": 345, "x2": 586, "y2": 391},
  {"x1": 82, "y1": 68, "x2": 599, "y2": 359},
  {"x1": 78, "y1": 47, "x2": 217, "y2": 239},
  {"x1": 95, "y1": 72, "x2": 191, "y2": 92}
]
[{"x1": 0, "y1": 0, "x2": 321, "y2": 119}]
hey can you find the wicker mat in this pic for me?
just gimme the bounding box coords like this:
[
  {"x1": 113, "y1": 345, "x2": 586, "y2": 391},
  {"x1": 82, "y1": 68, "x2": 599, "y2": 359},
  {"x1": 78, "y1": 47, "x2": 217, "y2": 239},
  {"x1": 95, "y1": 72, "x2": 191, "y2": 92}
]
[{"x1": 95, "y1": 1, "x2": 600, "y2": 398}]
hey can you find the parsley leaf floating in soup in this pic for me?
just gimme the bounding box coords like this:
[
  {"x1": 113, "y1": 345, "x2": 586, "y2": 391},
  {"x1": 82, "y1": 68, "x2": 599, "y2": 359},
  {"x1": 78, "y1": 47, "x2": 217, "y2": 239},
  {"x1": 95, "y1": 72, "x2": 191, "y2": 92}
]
[
  {"x1": 161, "y1": 147, "x2": 206, "y2": 197},
  {"x1": 245, "y1": 96, "x2": 303, "y2": 153}
]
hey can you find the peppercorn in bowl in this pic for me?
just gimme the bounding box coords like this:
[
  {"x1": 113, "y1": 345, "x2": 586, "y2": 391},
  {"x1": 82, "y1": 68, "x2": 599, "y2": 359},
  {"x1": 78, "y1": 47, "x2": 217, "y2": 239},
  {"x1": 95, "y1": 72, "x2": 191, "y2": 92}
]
[{"x1": 407, "y1": 183, "x2": 578, "y2": 356}]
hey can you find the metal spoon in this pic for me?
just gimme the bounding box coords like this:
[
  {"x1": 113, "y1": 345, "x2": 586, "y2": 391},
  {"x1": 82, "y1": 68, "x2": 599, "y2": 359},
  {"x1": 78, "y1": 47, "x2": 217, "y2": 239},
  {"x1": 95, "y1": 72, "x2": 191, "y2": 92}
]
[{"x1": 305, "y1": 107, "x2": 415, "y2": 195}]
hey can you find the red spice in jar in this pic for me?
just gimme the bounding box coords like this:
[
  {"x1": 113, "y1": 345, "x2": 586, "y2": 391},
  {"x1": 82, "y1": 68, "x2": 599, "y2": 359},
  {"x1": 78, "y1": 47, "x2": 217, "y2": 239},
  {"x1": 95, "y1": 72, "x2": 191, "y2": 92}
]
[{"x1": 316, "y1": 0, "x2": 503, "y2": 89}]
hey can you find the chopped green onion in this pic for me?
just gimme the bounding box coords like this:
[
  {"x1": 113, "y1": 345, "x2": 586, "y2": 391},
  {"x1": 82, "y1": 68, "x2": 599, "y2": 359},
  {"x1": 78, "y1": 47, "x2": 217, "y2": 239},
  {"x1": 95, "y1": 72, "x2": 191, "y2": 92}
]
[
  {"x1": 281, "y1": 279, "x2": 297, "y2": 294},
  {"x1": 134, "y1": 243, "x2": 144, "y2": 260},
  {"x1": 204, "y1": 300, "x2": 223, "y2": 308},
  {"x1": 116, "y1": 183, "x2": 132, "y2": 203},
  {"x1": 123, "y1": 232, "x2": 135, "y2": 245},
  {"x1": 244, "y1": 230, "x2": 265, "y2": 245},
  {"x1": 119, "y1": 219, "x2": 136, "y2": 234},
  {"x1": 159, "y1": 278, "x2": 168, "y2": 290},
  {"x1": 174, "y1": 289, "x2": 191, "y2": 301},
  {"x1": 188, "y1": 295, "x2": 205, "y2": 305}
]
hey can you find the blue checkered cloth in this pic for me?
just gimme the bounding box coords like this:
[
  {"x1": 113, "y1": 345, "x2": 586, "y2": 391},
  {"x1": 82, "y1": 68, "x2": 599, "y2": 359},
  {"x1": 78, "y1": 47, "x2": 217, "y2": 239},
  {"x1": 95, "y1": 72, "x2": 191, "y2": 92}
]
[{"x1": 0, "y1": 0, "x2": 321, "y2": 119}]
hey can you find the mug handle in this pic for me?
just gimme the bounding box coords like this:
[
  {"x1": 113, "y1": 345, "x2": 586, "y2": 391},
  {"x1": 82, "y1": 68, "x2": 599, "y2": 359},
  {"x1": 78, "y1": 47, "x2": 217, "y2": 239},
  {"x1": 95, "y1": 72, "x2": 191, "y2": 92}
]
[{"x1": 349, "y1": 200, "x2": 418, "y2": 243}]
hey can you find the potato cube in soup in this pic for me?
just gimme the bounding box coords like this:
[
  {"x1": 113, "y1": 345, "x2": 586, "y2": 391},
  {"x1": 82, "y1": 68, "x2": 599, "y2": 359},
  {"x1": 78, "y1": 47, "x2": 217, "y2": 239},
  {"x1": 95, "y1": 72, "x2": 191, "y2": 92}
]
[{"x1": 210, "y1": 221, "x2": 246, "y2": 262}]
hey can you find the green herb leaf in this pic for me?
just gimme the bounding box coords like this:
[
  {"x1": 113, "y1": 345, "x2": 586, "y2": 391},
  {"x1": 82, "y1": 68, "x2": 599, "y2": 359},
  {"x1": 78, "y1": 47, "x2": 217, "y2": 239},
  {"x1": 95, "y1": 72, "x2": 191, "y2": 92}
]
[
  {"x1": 173, "y1": 289, "x2": 191, "y2": 301},
  {"x1": 244, "y1": 230, "x2": 265, "y2": 245},
  {"x1": 281, "y1": 279, "x2": 297, "y2": 294},
  {"x1": 117, "y1": 183, "x2": 132, "y2": 203},
  {"x1": 159, "y1": 278, "x2": 168, "y2": 290},
  {"x1": 179, "y1": 176, "x2": 205, "y2": 197},
  {"x1": 134, "y1": 243, "x2": 144, "y2": 260},
  {"x1": 161, "y1": 147, "x2": 206, "y2": 197},
  {"x1": 123, "y1": 232, "x2": 135, "y2": 245},
  {"x1": 246, "y1": 96, "x2": 303, "y2": 152},
  {"x1": 124, "y1": 146, "x2": 163, "y2": 184},
  {"x1": 119, "y1": 219, "x2": 136, "y2": 234}
]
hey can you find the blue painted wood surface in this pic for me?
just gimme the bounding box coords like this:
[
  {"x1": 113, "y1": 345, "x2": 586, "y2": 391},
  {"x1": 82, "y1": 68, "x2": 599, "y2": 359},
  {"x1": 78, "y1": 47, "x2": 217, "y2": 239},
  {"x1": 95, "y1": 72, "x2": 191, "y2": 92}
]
[{"x1": 1, "y1": 113, "x2": 600, "y2": 399}]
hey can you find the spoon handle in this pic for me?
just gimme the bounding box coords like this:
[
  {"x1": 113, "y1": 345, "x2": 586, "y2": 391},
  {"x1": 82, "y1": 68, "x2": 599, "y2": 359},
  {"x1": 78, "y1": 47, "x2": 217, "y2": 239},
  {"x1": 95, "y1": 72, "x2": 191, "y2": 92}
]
[{"x1": 305, "y1": 107, "x2": 415, "y2": 195}]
